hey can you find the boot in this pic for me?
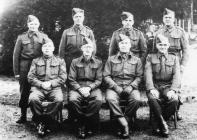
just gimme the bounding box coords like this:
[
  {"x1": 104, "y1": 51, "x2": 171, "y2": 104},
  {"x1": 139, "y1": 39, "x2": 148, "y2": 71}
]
[
  {"x1": 118, "y1": 117, "x2": 129, "y2": 139},
  {"x1": 159, "y1": 115, "x2": 169, "y2": 137},
  {"x1": 16, "y1": 108, "x2": 27, "y2": 123}
]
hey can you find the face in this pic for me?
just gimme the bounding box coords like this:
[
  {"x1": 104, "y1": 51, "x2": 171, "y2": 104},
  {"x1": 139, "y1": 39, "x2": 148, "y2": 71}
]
[
  {"x1": 81, "y1": 44, "x2": 94, "y2": 57},
  {"x1": 42, "y1": 43, "x2": 54, "y2": 56},
  {"x1": 163, "y1": 14, "x2": 175, "y2": 26},
  {"x1": 118, "y1": 39, "x2": 131, "y2": 53},
  {"x1": 122, "y1": 16, "x2": 134, "y2": 28},
  {"x1": 156, "y1": 42, "x2": 169, "y2": 54},
  {"x1": 27, "y1": 20, "x2": 40, "y2": 32},
  {"x1": 73, "y1": 13, "x2": 84, "y2": 25}
]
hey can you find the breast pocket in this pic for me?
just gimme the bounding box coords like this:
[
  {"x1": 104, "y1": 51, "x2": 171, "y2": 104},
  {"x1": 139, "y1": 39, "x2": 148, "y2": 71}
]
[
  {"x1": 22, "y1": 40, "x2": 32, "y2": 52},
  {"x1": 67, "y1": 34, "x2": 77, "y2": 46},
  {"x1": 130, "y1": 37, "x2": 138, "y2": 48},
  {"x1": 50, "y1": 63, "x2": 59, "y2": 76},
  {"x1": 126, "y1": 61, "x2": 137, "y2": 75},
  {"x1": 152, "y1": 60, "x2": 161, "y2": 74},
  {"x1": 169, "y1": 35, "x2": 181, "y2": 50},
  {"x1": 90, "y1": 64, "x2": 99, "y2": 78},
  {"x1": 36, "y1": 64, "x2": 45, "y2": 76},
  {"x1": 76, "y1": 64, "x2": 85, "y2": 78},
  {"x1": 111, "y1": 61, "x2": 122, "y2": 76},
  {"x1": 165, "y1": 61, "x2": 174, "y2": 74}
]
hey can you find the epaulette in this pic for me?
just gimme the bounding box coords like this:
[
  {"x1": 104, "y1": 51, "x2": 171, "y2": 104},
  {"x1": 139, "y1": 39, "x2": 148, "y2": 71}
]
[{"x1": 84, "y1": 26, "x2": 92, "y2": 30}]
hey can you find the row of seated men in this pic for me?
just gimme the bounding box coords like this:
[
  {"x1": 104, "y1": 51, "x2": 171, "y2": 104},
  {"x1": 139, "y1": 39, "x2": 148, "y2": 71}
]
[{"x1": 27, "y1": 33, "x2": 180, "y2": 139}]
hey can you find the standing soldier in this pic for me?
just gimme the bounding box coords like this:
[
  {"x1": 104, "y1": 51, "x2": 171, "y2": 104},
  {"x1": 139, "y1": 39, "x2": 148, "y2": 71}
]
[
  {"x1": 59, "y1": 8, "x2": 96, "y2": 72},
  {"x1": 145, "y1": 34, "x2": 180, "y2": 137},
  {"x1": 68, "y1": 38, "x2": 102, "y2": 138},
  {"x1": 109, "y1": 11, "x2": 147, "y2": 64},
  {"x1": 155, "y1": 8, "x2": 189, "y2": 120},
  {"x1": 13, "y1": 15, "x2": 51, "y2": 123},
  {"x1": 104, "y1": 34, "x2": 145, "y2": 138}
]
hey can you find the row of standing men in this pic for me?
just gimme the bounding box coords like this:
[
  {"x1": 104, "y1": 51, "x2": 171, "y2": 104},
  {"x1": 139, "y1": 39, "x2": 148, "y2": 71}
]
[{"x1": 13, "y1": 7, "x2": 188, "y2": 138}]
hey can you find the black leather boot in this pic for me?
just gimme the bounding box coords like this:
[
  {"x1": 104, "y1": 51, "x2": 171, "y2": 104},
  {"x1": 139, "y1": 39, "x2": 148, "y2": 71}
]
[
  {"x1": 16, "y1": 108, "x2": 27, "y2": 123},
  {"x1": 159, "y1": 115, "x2": 169, "y2": 137}
]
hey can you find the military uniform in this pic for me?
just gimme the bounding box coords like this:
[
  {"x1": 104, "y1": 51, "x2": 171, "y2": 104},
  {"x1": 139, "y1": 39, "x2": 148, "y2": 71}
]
[
  {"x1": 28, "y1": 55, "x2": 67, "y2": 122},
  {"x1": 59, "y1": 25, "x2": 96, "y2": 72},
  {"x1": 109, "y1": 28, "x2": 147, "y2": 64},
  {"x1": 13, "y1": 31, "x2": 50, "y2": 110},
  {"x1": 155, "y1": 26, "x2": 189, "y2": 67},
  {"x1": 103, "y1": 52, "x2": 144, "y2": 119},
  {"x1": 145, "y1": 53, "x2": 180, "y2": 133},
  {"x1": 68, "y1": 55, "x2": 103, "y2": 128}
]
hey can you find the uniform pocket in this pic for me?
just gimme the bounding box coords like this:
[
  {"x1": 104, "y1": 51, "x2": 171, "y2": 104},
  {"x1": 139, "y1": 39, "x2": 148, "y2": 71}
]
[
  {"x1": 36, "y1": 63, "x2": 45, "y2": 76},
  {"x1": 169, "y1": 35, "x2": 181, "y2": 50},
  {"x1": 165, "y1": 61, "x2": 174, "y2": 74},
  {"x1": 50, "y1": 63, "x2": 59, "y2": 76},
  {"x1": 111, "y1": 60, "x2": 122, "y2": 76},
  {"x1": 76, "y1": 64, "x2": 85, "y2": 78},
  {"x1": 152, "y1": 59, "x2": 161, "y2": 73},
  {"x1": 126, "y1": 60, "x2": 137, "y2": 75}
]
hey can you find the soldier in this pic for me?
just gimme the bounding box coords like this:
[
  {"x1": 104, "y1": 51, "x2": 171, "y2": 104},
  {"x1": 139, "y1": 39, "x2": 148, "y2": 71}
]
[
  {"x1": 28, "y1": 41, "x2": 67, "y2": 136},
  {"x1": 13, "y1": 15, "x2": 51, "y2": 123},
  {"x1": 154, "y1": 8, "x2": 189, "y2": 120},
  {"x1": 104, "y1": 34, "x2": 145, "y2": 138},
  {"x1": 59, "y1": 8, "x2": 96, "y2": 72},
  {"x1": 145, "y1": 34, "x2": 180, "y2": 137},
  {"x1": 68, "y1": 38, "x2": 102, "y2": 138},
  {"x1": 109, "y1": 11, "x2": 147, "y2": 64}
]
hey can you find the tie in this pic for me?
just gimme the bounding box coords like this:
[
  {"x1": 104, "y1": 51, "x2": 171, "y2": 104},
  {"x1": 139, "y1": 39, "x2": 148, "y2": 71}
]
[
  {"x1": 45, "y1": 59, "x2": 51, "y2": 81},
  {"x1": 160, "y1": 55, "x2": 166, "y2": 79}
]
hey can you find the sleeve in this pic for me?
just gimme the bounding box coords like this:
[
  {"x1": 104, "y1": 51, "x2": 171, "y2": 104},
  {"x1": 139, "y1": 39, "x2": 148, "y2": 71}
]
[
  {"x1": 144, "y1": 55, "x2": 155, "y2": 90},
  {"x1": 68, "y1": 60, "x2": 81, "y2": 90},
  {"x1": 180, "y1": 30, "x2": 189, "y2": 67},
  {"x1": 27, "y1": 59, "x2": 43, "y2": 88},
  {"x1": 170, "y1": 56, "x2": 181, "y2": 91},
  {"x1": 50, "y1": 59, "x2": 67, "y2": 88},
  {"x1": 103, "y1": 58, "x2": 118, "y2": 88},
  {"x1": 139, "y1": 31, "x2": 148, "y2": 64},
  {"x1": 130, "y1": 59, "x2": 143, "y2": 89},
  {"x1": 109, "y1": 32, "x2": 119, "y2": 56},
  {"x1": 89, "y1": 61, "x2": 103, "y2": 90},
  {"x1": 13, "y1": 35, "x2": 22, "y2": 76},
  {"x1": 58, "y1": 30, "x2": 67, "y2": 58}
]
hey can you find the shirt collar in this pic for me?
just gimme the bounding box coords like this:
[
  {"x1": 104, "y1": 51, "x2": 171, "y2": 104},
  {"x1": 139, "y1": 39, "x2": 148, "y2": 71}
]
[
  {"x1": 73, "y1": 24, "x2": 84, "y2": 31},
  {"x1": 116, "y1": 51, "x2": 133, "y2": 60},
  {"x1": 164, "y1": 25, "x2": 174, "y2": 33},
  {"x1": 28, "y1": 30, "x2": 39, "y2": 38},
  {"x1": 157, "y1": 52, "x2": 168, "y2": 60},
  {"x1": 79, "y1": 55, "x2": 95, "y2": 63}
]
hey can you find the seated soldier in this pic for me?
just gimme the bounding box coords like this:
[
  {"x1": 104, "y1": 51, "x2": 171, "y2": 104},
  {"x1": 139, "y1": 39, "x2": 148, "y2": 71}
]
[
  {"x1": 28, "y1": 41, "x2": 67, "y2": 136},
  {"x1": 145, "y1": 34, "x2": 180, "y2": 137},
  {"x1": 68, "y1": 38, "x2": 103, "y2": 139},
  {"x1": 103, "y1": 34, "x2": 145, "y2": 138}
]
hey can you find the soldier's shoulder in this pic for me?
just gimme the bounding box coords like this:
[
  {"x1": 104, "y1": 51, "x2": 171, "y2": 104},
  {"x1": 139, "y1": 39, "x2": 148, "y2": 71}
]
[
  {"x1": 133, "y1": 27, "x2": 142, "y2": 33},
  {"x1": 173, "y1": 26, "x2": 185, "y2": 35},
  {"x1": 19, "y1": 31, "x2": 28, "y2": 38},
  {"x1": 84, "y1": 25, "x2": 93, "y2": 31},
  {"x1": 113, "y1": 28, "x2": 123, "y2": 33},
  {"x1": 33, "y1": 57, "x2": 43, "y2": 63}
]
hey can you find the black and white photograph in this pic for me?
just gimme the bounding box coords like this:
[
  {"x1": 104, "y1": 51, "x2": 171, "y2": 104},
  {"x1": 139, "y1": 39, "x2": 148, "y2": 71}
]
[{"x1": 0, "y1": 0, "x2": 197, "y2": 139}]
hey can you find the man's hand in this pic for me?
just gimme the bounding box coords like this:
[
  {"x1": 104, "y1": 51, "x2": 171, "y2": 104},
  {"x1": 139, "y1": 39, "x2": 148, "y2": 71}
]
[
  {"x1": 114, "y1": 85, "x2": 123, "y2": 94},
  {"x1": 167, "y1": 90, "x2": 177, "y2": 100},
  {"x1": 41, "y1": 81, "x2": 52, "y2": 91},
  {"x1": 150, "y1": 89, "x2": 159, "y2": 99},
  {"x1": 123, "y1": 86, "x2": 133, "y2": 94},
  {"x1": 78, "y1": 87, "x2": 91, "y2": 97},
  {"x1": 15, "y1": 75, "x2": 20, "y2": 80}
]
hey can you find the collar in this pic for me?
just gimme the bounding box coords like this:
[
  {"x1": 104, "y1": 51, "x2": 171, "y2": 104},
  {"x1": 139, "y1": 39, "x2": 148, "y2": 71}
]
[
  {"x1": 73, "y1": 24, "x2": 84, "y2": 31},
  {"x1": 164, "y1": 25, "x2": 174, "y2": 33},
  {"x1": 116, "y1": 51, "x2": 133, "y2": 60},
  {"x1": 28, "y1": 30, "x2": 39, "y2": 38},
  {"x1": 43, "y1": 54, "x2": 54, "y2": 60},
  {"x1": 79, "y1": 55, "x2": 95, "y2": 63},
  {"x1": 157, "y1": 52, "x2": 168, "y2": 60}
]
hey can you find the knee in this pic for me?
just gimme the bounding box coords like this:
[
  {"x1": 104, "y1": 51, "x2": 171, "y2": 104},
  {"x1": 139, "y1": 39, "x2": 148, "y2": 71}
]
[{"x1": 105, "y1": 89, "x2": 117, "y2": 102}]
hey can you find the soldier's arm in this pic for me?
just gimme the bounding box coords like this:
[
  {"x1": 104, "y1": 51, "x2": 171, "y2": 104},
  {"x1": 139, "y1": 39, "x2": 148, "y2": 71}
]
[
  {"x1": 13, "y1": 36, "x2": 22, "y2": 76},
  {"x1": 109, "y1": 32, "x2": 118, "y2": 56},
  {"x1": 139, "y1": 31, "x2": 148, "y2": 64},
  {"x1": 180, "y1": 30, "x2": 189, "y2": 67},
  {"x1": 50, "y1": 59, "x2": 67, "y2": 88},
  {"x1": 103, "y1": 58, "x2": 118, "y2": 88},
  {"x1": 89, "y1": 61, "x2": 103, "y2": 90},
  {"x1": 27, "y1": 59, "x2": 43, "y2": 88},
  {"x1": 144, "y1": 55, "x2": 155, "y2": 90},
  {"x1": 58, "y1": 30, "x2": 67, "y2": 58},
  {"x1": 130, "y1": 59, "x2": 143, "y2": 89},
  {"x1": 170, "y1": 56, "x2": 181, "y2": 91},
  {"x1": 68, "y1": 60, "x2": 81, "y2": 90}
]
